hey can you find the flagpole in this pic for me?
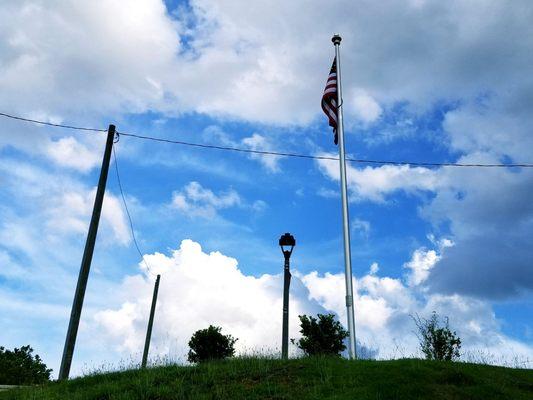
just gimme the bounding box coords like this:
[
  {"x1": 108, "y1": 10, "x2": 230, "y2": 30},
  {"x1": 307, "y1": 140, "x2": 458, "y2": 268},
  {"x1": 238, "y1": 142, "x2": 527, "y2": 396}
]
[{"x1": 332, "y1": 34, "x2": 357, "y2": 359}]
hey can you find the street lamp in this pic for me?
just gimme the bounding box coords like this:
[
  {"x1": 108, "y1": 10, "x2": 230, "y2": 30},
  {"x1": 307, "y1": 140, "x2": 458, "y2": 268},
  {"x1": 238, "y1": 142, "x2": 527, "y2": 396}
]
[{"x1": 279, "y1": 232, "x2": 295, "y2": 360}]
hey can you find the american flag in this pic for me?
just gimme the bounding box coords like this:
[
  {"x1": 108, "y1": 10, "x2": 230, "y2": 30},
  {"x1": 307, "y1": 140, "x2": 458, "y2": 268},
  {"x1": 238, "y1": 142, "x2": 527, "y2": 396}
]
[{"x1": 321, "y1": 58, "x2": 339, "y2": 145}]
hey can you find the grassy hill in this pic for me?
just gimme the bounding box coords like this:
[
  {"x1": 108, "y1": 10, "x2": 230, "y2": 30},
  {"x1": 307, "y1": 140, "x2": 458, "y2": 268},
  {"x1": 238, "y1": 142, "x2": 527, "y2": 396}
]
[{"x1": 1, "y1": 357, "x2": 532, "y2": 399}]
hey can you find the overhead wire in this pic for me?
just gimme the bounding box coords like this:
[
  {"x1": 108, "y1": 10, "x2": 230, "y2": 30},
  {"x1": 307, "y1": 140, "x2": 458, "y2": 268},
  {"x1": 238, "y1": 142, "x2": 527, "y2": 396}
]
[
  {"x1": 0, "y1": 111, "x2": 107, "y2": 132},
  {"x1": 116, "y1": 130, "x2": 533, "y2": 168},
  {"x1": 1, "y1": 110, "x2": 533, "y2": 168},
  {"x1": 112, "y1": 145, "x2": 154, "y2": 275}
]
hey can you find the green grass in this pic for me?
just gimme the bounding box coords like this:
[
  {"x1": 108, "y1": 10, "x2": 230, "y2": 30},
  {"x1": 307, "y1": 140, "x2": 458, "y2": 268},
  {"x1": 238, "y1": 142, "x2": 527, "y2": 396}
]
[{"x1": 1, "y1": 357, "x2": 532, "y2": 399}]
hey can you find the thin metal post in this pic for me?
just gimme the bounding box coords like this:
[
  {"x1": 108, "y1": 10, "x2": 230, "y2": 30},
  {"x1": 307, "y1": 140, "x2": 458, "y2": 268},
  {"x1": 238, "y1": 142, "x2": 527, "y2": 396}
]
[
  {"x1": 142, "y1": 274, "x2": 161, "y2": 368},
  {"x1": 333, "y1": 34, "x2": 357, "y2": 359},
  {"x1": 281, "y1": 253, "x2": 291, "y2": 359},
  {"x1": 59, "y1": 124, "x2": 116, "y2": 380}
]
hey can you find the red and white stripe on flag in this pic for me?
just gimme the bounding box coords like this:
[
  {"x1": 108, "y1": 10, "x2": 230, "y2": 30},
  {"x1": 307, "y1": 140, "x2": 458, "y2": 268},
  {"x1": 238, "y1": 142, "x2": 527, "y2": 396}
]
[{"x1": 321, "y1": 58, "x2": 338, "y2": 145}]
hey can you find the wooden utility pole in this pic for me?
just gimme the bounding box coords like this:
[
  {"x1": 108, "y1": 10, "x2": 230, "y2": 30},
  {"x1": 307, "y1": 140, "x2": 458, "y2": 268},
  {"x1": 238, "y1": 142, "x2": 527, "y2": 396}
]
[
  {"x1": 59, "y1": 124, "x2": 116, "y2": 380},
  {"x1": 142, "y1": 274, "x2": 161, "y2": 368}
]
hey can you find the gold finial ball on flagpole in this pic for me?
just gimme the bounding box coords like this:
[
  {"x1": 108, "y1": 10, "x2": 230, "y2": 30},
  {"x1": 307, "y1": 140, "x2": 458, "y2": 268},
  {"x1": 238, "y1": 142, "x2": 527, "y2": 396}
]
[{"x1": 332, "y1": 34, "x2": 342, "y2": 45}]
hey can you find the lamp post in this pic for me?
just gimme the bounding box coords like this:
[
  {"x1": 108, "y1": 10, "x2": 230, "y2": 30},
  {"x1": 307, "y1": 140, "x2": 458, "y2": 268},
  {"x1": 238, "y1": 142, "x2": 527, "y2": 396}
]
[{"x1": 279, "y1": 232, "x2": 295, "y2": 360}]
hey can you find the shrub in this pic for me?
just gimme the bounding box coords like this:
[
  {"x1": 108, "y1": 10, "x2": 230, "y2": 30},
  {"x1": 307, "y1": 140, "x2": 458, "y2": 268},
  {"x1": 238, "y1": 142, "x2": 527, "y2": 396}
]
[
  {"x1": 412, "y1": 312, "x2": 461, "y2": 361},
  {"x1": 0, "y1": 345, "x2": 52, "y2": 384},
  {"x1": 187, "y1": 325, "x2": 237, "y2": 363},
  {"x1": 292, "y1": 313, "x2": 349, "y2": 356}
]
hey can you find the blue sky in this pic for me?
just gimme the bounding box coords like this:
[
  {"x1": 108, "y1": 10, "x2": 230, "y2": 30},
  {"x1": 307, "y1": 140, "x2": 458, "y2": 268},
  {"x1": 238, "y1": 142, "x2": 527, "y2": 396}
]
[{"x1": 1, "y1": 0, "x2": 532, "y2": 376}]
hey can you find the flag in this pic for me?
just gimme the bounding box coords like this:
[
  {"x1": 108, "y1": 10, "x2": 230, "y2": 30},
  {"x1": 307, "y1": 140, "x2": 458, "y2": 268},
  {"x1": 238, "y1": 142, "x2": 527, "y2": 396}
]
[{"x1": 321, "y1": 58, "x2": 338, "y2": 145}]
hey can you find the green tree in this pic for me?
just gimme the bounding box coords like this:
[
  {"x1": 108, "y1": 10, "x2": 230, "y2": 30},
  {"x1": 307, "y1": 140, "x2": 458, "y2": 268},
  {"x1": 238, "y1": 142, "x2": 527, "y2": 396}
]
[
  {"x1": 0, "y1": 345, "x2": 52, "y2": 384},
  {"x1": 187, "y1": 325, "x2": 237, "y2": 363},
  {"x1": 292, "y1": 313, "x2": 349, "y2": 356},
  {"x1": 412, "y1": 312, "x2": 462, "y2": 361}
]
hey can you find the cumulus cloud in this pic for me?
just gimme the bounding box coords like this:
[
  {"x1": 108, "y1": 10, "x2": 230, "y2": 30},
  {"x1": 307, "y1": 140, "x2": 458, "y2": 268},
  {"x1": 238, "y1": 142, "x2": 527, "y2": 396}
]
[
  {"x1": 324, "y1": 159, "x2": 533, "y2": 299},
  {"x1": 95, "y1": 239, "x2": 325, "y2": 358},
  {"x1": 404, "y1": 237, "x2": 455, "y2": 288},
  {"x1": 317, "y1": 147, "x2": 533, "y2": 299},
  {"x1": 94, "y1": 241, "x2": 533, "y2": 365},
  {"x1": 0, "y1": 0, "x2": 179, "y2": 172},
  {"x1": 416, "y1": 158, "x2": 533, "y2": 298},
  {"x1": 302, "y1": 268, "x2": 533, "y2": 362},
  {"x1": 169, "y1": 0, "x2": 533, "y2": 126},
  {"x1": 1, "y1": 0, "x2": 532, "y2": 372},
  {"x1": 174, "y1": 0, "x2": 533, "y2": 301},
  {"x1": 0, "y1": 0, "x2": 178, "y2": 118},
  {"x1": 3, "y1": 1, "x2": 532, "y2": 129},
  {"x1": 404, "y1": 248, "x2": 440, "y2": 287}
]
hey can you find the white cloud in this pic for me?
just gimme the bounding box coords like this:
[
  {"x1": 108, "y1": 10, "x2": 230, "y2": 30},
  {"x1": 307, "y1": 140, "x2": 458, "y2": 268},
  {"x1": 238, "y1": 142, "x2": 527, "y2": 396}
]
[
  {"x1": 352, "y1": 218, "x2": 371, "y2": 237},
  {"x1": 92, "y1": 240, "x2": 533, "y2": 364},
  {"x1": 316, "y1": 151, "x2": 533, "y2": 298},
  {"x1": 1, "y1": 1, "x2": 532, "y2": 185},
  {"x1": 414, "y1": 156, "x2": 533, "y2": 298},
  {"x1": 404, "y1": 248, "x2": 440, "y2": 287},
  {"x1": 348, "y1": 89, "x2": 382, "y2": 124},
  {"x1": 93, "y1": 240, "x2": 532, "y2": 365},
  {"x1": 316, "y1": 154, "x2": 438, "y2": 202},
  {"x1": 168, "y1": 0, "x2": 533, "y2": 127},
  {"x1": 369, "y1": 262, "x2": 379, "y2": 275},
  {"x1": 251, "y1": 200, "x2": 268, "y2": 213},
  {"x1": 201, "y1": 125, "x2": 236, "y2": 146},
  {"x1": 0, "y1": 0, "x2": 531, "y2": 139},
  {"x1": 170, "y1": 181, "x2": 267, "y2": 219},
  {"x1": 200, "y1": 126, "x2": 282, "y2": 173},
  {"x1": 45, "y1": 188, "x2": 131, "y2": 246},
  {"x1": 0, "y1": 0, "x2": 532, "y2": 374},
  {"x1": 0, "y1": 0, "x2": 178, "y2": 117},
  {"x1": 316, "y1": 148, "x2": 533, "y2": 299},
  {"x1": 443, "y1": 93, "x2": 533, "y2": 163},
  {"x1": 241, "y1": 133, "x2": 282, "y2": 173},
  {"x1": 45, "y1": 136, "x2": 101, "y2": 172},
  {"x1": 404, "y1": 238, "x2": 454, "y2": 287},
  {"x1": 171, "y1": 181, "x2": 241, "y2": 218},
  {"x1": 94, "y1": 239, "x2": 325, "y2": 358},
  {"x1": 0, "y1": 156, "x2": 137, "y2": 376},
  {"x1": 3, "y1": 0, "x2": 531, "y2": 129},
  {"x1": 0, "y1": 158, "x2": 130, "y2": 246},
  {"x1": 302, "y1": 269, "x2": 533, "y2": 363},
  {"x1": 317, "y1": 187, "x2": 339, "y2": 199}
]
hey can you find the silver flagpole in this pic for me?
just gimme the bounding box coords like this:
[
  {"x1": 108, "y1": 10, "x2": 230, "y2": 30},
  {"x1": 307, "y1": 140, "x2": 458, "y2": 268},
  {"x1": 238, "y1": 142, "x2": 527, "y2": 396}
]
[{"x1": 332, "y1": 34, "x2": 357, "y2": 359}]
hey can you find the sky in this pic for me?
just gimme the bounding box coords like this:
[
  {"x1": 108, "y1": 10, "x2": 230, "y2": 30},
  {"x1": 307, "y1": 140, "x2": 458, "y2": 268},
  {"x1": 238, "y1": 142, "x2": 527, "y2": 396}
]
[{"x1": 1, "y1": 0, "x2": 532, "y2": 377}]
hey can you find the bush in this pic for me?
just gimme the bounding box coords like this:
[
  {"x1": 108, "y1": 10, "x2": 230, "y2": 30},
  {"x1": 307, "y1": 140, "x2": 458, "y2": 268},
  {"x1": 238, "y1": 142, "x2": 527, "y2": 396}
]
[
  {"x1": 292, "y1": 313, "x2": 349, "y2": 356},
  {"x1": 412, "y1": 312, "x2": 461, "y2": 361},
  {"x1": 0, "y1": 345, "x2": 52, "y2": 384},
  {"x1": 187, "y1": 325, "x2": 237, "y2": 363}
]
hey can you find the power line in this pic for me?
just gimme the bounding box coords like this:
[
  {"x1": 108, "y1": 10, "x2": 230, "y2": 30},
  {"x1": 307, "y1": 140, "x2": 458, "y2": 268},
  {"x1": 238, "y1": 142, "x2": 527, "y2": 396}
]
[
  {"x1": 1, "y1": 110, "x2": 533, "y2": 168},
  {"x1": 113, "y1": 146, "x2": 153, "y2": 275},
  {"x1": 0, "y1": 111, "x2": 107, "y2": 132},
  {"x1": 117, "y1": 130, "x2": 533, "y2": 168}
]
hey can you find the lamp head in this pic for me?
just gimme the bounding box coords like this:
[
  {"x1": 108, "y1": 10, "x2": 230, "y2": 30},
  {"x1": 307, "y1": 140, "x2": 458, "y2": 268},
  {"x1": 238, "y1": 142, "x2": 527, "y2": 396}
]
[
  {"x1": 332, "y1": 34, "x2": 342, "y2": 45},
  {"x1": 279, "y1": 232, "x2": 296, "y2": 255}
]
